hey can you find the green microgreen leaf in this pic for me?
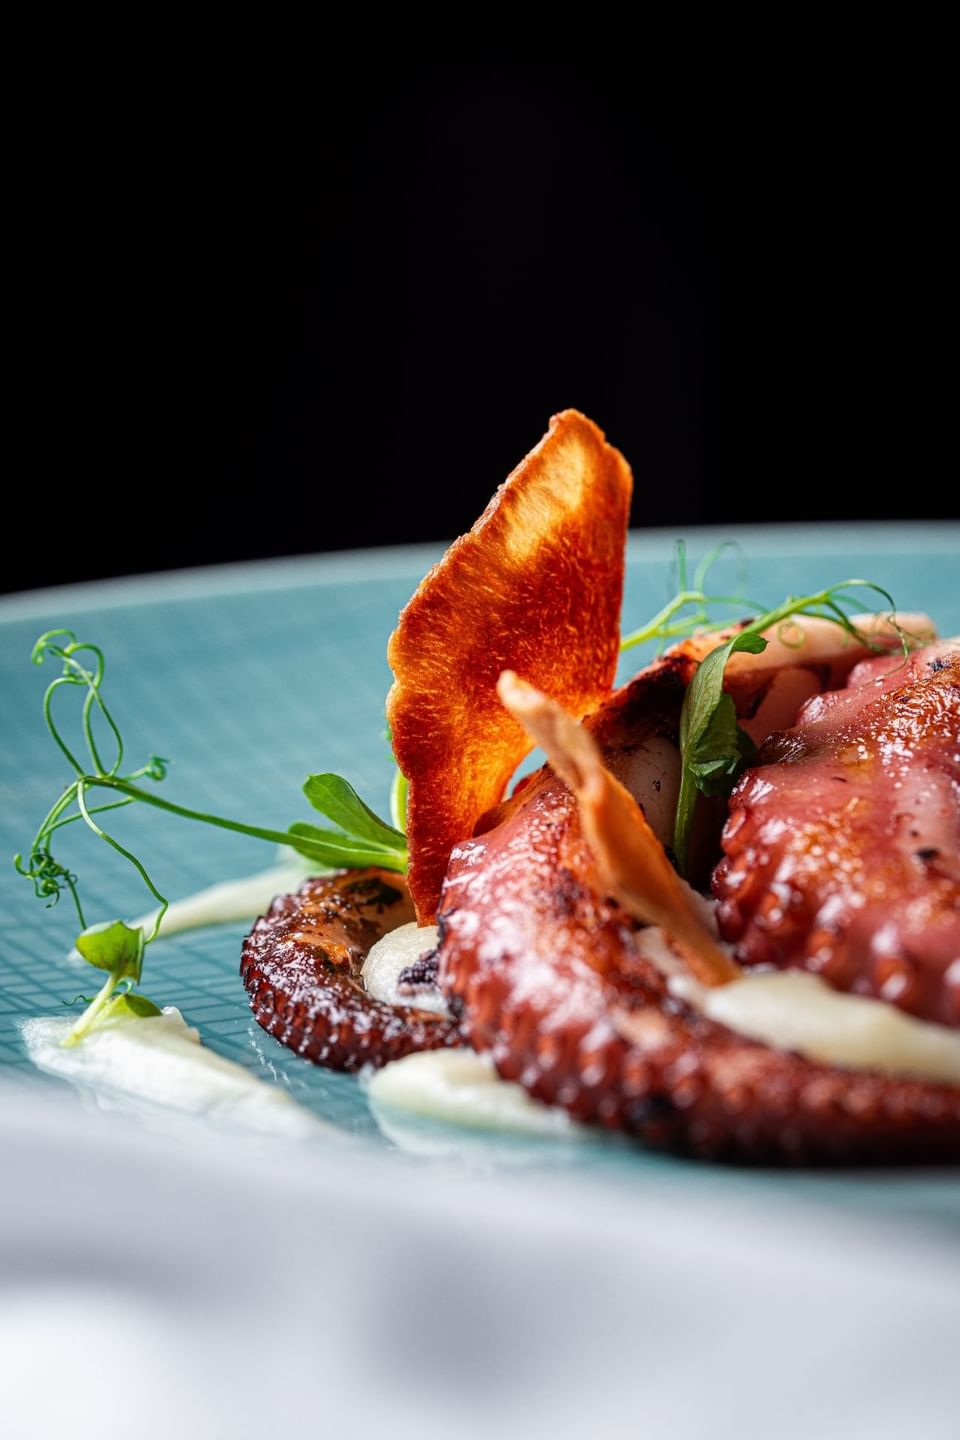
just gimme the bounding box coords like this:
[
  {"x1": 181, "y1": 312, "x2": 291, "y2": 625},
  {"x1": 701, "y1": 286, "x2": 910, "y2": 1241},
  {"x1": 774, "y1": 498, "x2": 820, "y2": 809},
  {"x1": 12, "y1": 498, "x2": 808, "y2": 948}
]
[
  {"x1": 672, "y1": 632, "x2": 765, "y2": 867},
  {"x1": 286, "y1": 821, "x2": 407, "y2": 872},
  {"x1": 75, "y1": 919, "x2": 145, "y2": 982},
  {"x1": 389, "y1": 767, "x2": 408, "y2": 834},
  {"x1": 62, "y1": 964, "x2": 163, "y2": 1047},
  {"x1": 665, "y1": 576, "x2": 909, "y2": 873},
  {"x1": 97, "y1": 991, "x2": 163, "y2": 1025},
  {"x1": 303, "y1": 773, "x2": 406, "y2": 849},
  {"x1": 62, "y1": 924, "x2": 159, "y2": 1047},
  {"x1": 293, "y1": 773, "x2": 408, "y2": 870}
]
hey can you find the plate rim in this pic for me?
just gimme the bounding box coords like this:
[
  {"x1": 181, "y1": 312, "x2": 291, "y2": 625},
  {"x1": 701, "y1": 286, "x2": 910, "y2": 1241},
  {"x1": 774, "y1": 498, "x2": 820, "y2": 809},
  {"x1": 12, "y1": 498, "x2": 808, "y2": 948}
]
[{"x1": 2, "y1": 519, "x2": 957, "y2": 624}]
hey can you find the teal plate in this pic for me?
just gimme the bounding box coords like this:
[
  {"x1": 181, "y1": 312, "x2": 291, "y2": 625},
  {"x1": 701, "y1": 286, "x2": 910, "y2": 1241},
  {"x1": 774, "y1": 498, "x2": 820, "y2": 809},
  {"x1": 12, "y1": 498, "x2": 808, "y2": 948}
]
[{"x1": 2, "y1": 523, "x2": 958, "y2": 1231}]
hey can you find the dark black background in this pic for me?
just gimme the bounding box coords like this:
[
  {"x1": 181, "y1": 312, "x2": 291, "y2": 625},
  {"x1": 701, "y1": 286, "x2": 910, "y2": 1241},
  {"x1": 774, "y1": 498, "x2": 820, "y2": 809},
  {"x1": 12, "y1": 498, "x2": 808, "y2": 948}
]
[{"x1": 9, "y1": 55, "x2": 954, "y2": 595}]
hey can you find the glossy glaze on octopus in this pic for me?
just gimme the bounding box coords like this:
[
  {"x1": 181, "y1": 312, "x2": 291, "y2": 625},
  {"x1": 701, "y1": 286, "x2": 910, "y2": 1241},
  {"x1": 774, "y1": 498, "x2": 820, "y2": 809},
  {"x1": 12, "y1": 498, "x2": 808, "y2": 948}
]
[
  {"x1": 714, "y1": 644, "x2": 960, "y2": 1028},
  {"x1": 437, "y1": 650, "x2": 960, "y2": 1164}
]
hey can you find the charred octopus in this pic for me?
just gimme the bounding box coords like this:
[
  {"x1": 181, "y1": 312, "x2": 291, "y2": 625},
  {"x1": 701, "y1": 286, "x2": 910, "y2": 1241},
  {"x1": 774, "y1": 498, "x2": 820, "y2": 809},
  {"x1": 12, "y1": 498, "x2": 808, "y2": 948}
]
[{"x1": 240, "y1": 412, "x2": 960, "y2": 1164}]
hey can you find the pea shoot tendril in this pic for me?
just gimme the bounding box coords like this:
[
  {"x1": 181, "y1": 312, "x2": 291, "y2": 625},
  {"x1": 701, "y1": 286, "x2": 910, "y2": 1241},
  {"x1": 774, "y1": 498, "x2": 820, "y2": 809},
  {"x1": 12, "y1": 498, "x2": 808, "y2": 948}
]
[
  {"x1": 619, "y1": 550, "x2": 910, "y2": 873},
  {"x1": 620, "y1": 541, "x2": 759, "y2": 653},
  {"x1": 15, "y1": 630, "x2": 405, "y2": 1046}
]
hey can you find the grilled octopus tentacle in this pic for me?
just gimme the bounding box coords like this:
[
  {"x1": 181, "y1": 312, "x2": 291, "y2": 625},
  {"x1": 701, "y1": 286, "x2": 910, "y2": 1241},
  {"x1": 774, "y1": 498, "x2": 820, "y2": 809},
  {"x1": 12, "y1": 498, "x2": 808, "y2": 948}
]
[
  {"x1": 241, "y1": 869, "x2": 461, "y2": 1071},
  {"x1": 714, "y1": 646, "x2": 960, "y2": 1027},
  {"x1": 438, "y1": 655, "x2": 960, "y2": 1165}
]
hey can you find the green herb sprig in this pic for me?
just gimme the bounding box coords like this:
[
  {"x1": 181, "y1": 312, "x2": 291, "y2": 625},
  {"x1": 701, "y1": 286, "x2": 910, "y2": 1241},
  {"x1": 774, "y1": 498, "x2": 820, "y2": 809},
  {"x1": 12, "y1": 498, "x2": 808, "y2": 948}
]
[
  {"x1": 667, "y1": 579, "x2": 905, "y2": 871},
  {"x1": 617, "y1": 549, "x2": 909, "y2": 871},
  {"x1": 16, "y1": 630, "x2": 405, "y2": 1044}
]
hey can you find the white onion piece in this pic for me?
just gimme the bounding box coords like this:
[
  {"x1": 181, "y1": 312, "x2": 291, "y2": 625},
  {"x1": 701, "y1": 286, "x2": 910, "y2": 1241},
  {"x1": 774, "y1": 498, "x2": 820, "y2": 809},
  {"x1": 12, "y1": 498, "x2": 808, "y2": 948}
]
[{"x1": 362, "y1": 922, "x2": 450, "y2": 1016}]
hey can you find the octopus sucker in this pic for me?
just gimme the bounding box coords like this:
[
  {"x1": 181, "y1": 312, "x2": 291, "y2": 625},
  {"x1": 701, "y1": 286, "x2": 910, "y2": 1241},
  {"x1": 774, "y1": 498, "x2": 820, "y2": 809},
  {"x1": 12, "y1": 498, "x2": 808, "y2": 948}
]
[
  {"x1": 240, "y1": 869, "x2": 461, "y2": 1071},
  {"x1": 714, "y1": 644, "x2": 960, "y2": 1027}
]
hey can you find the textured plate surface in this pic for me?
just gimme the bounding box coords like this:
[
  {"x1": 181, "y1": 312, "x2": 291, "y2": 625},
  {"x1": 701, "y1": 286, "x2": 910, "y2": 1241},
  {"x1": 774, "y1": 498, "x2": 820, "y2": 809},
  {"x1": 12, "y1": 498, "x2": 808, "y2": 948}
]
[{"x1": 2, "y1": 524, "x2": 959, "y2": 1223}]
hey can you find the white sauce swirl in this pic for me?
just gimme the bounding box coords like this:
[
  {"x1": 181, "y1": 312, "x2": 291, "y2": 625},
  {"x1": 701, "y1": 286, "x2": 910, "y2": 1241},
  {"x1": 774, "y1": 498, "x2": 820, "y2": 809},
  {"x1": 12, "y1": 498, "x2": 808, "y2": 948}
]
[
  {"x1": 635, "y1": 926, "x2": 960, "y2": 1085},
  {"x1": 671, "y1": 970, "x2": 960, "y2": 1085}
]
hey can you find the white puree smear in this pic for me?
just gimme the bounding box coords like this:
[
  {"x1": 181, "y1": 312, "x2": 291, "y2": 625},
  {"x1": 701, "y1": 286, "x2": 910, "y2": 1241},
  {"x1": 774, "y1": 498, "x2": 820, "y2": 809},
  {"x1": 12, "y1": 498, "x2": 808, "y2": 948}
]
[
  {"x1": 47, "y1": 854, "x2": 954, "y2": 1141},
  {"x1": 131, "y1": 856, "x2": 314, "y2": 943},
  {"x1": 367, "y1": 1049, "x2": 575, "y2": 1136},
  {"x1": 636, "y1": 928, "x2": 960, "y2": 1086},
  {"x1": 362, "y1": 922, "x2": 449, "y2": 1015},
  {"x1": 20, "y1": 1008, "x2": 326, "y2": 1138},
  {"x1": 673, "y1": 972, "x2": 960, "y2": 1085}
]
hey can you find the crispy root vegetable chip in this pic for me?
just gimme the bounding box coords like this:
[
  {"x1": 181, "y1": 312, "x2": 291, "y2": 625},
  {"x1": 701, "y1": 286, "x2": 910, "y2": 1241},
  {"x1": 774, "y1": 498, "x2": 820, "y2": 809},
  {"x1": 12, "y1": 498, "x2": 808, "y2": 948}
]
[
  {"x1": 387, "y1": 409, "x2": 632, "y2": 923},
  {"x1": 497, "y1": 670, "x2": 741, "y2": 988}
]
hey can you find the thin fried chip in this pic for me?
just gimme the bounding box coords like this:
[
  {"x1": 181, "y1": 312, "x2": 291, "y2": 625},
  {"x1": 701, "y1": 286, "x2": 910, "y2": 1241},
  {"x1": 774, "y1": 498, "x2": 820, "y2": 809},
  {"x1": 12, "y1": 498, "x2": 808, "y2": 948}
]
[
  {"x1": 497, "y1": 671, "x2": 740, "y2": 988},
  {"x1": 387, "y1": 409, "x2": 632, "y2": 922}
]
